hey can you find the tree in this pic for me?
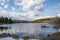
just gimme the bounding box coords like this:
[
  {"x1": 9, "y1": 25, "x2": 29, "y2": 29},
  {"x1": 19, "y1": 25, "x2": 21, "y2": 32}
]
[
  {"x1": 1, "y1": 16, "x2": 4, "y2": 23},
  {"x1": 4, "y1": 17, "x2": 8, "y2": 23},
  {"x1": 9, "y1": 18, "x2": 12, "y2": 24}
]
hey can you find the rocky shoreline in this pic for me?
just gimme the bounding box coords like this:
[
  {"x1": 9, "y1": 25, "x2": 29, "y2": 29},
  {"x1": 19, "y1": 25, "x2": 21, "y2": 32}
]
[
  {"x1": 0, "y1": 32, "x2": 60, "y2": 40},
  {"x1": 42, "y1": 32, "x2": 60, "y2": 40}
]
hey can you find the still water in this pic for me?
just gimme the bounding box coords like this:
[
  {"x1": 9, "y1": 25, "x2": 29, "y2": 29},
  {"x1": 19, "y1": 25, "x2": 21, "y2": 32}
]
[{"x1": 0, "y1": 23, "x2": 58, "y2": 40}]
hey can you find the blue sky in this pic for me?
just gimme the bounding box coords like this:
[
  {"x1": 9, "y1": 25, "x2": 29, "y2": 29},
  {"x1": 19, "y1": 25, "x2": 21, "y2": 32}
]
[{"x1": 0, "y1": 0, "x2": 60, "y2": 20}]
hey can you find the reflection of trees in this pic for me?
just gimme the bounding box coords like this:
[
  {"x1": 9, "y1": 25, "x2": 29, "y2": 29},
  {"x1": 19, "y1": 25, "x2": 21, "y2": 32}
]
[{"x1": 0, "y1": 27, "x2": 11, "y2": 31}]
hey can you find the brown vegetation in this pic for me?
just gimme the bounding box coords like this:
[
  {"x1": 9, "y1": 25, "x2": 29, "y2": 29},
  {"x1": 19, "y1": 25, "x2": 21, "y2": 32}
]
[
  {"x1": 23, "y1": 36, "x2": 30, "y2": 40},
  {"x1": 32, "y1": 17, "x2": 55, "y2": 23},
  {"x1": 42, "y1": 32, "x2": 60, "y2": 40}
]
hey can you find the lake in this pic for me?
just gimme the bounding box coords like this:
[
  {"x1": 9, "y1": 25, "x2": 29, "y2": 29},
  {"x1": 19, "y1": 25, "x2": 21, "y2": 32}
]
[{"x1": 0, "y1": 23, "x2": 58, "y2": 40}]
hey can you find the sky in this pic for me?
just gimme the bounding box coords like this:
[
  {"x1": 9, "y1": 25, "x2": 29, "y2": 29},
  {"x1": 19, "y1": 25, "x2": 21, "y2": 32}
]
[{"x1": 0, "y1": 0, "x2": 60, "y2": 20}]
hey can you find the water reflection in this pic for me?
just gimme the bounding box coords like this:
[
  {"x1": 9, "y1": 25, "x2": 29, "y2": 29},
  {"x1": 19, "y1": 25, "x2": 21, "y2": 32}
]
[
  {"x1": 0, "y1": 27, "x2": 11, "y2": 30},
  {"x1": 0, "y1": 23, "x2": 58, "y2": 40},
  {"x1": 0, "y1": 33, "x2": 40, "y2": 40}
]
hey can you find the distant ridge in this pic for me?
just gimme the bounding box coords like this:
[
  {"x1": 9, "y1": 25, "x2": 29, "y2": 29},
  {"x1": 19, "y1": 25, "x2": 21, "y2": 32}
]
[{"x1": 32, "y1": 17, "x2": 60, "y2": 23}]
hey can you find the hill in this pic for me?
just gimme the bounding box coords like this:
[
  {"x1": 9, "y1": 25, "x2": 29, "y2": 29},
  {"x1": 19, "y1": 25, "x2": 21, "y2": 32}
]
[{"x1": 32, "y1": 17, "x2": 60, "y2": 23}]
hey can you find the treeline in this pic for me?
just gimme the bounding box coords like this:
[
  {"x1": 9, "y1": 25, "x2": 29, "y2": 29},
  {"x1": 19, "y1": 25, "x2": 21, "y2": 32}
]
[
  {"x1": 1, "y1": 16, "x2": 60, "y2": 24},
  {"x1": 0, "y1": 16, "x2": 30, "y2": 24},
  {"x1": 0, "y1": 16, "x2": 12, "y2": 24}
]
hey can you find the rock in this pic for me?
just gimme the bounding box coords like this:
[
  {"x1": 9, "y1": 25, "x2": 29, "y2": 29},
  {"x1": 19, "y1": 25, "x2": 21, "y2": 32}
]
[{"x1": 53, "y1": 26, "x2": 60, "y2": 29}]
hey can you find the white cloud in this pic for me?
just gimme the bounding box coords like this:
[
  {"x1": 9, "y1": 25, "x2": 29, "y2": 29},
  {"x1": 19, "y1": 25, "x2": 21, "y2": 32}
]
[
  {"x1": 4, "y1": 5, "x2": 8, "y2": 8},
  {"x1": 0, "y1": 9, "x2": 26, "y2": 20},
  {"x1": 0, "y1": 7, "x2": 2, "y2": 10},
  {"x1": 11, "y1": 7, "x2": 16, "y2": 11},
  {"x1": 14, "y1": 0, "x2": 46, "y2": 11},
  {"x1": 0, "y1": 2, "x2": 5, "y2": 5},
  {"x1": 7, "y1": 0, "x2": 10, "y2": 2},
  {"x1": 22, "y1": 0, "x2": 45, "y2": 11},
  {"x1": 0, "y1": 0, "x2": 54, "y2": 20},
  {"x1": 0, "y1": 0, "x2": 6, "y2": 2},
  {"x1": 0, "y1": 0, "x2": 9, "y2": 2},
  {"x1": 13, "y1": 0, "x2": 48, "y2": 20},
  {"x1": 14, "y1": 0, "x2": 21, "y2": 5},
  {"x1": 57, "y1": 13, "x2": 60, "y2": 17},
  {"x1": 0, "y1": 10, "x2": 10, "y2": 17},
  {"x1": 34, "y1": 4, "x2": 44, "y2": 11},
  {"x1": 0, "y1": 9, "x2": 55, "y2": 20}
]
